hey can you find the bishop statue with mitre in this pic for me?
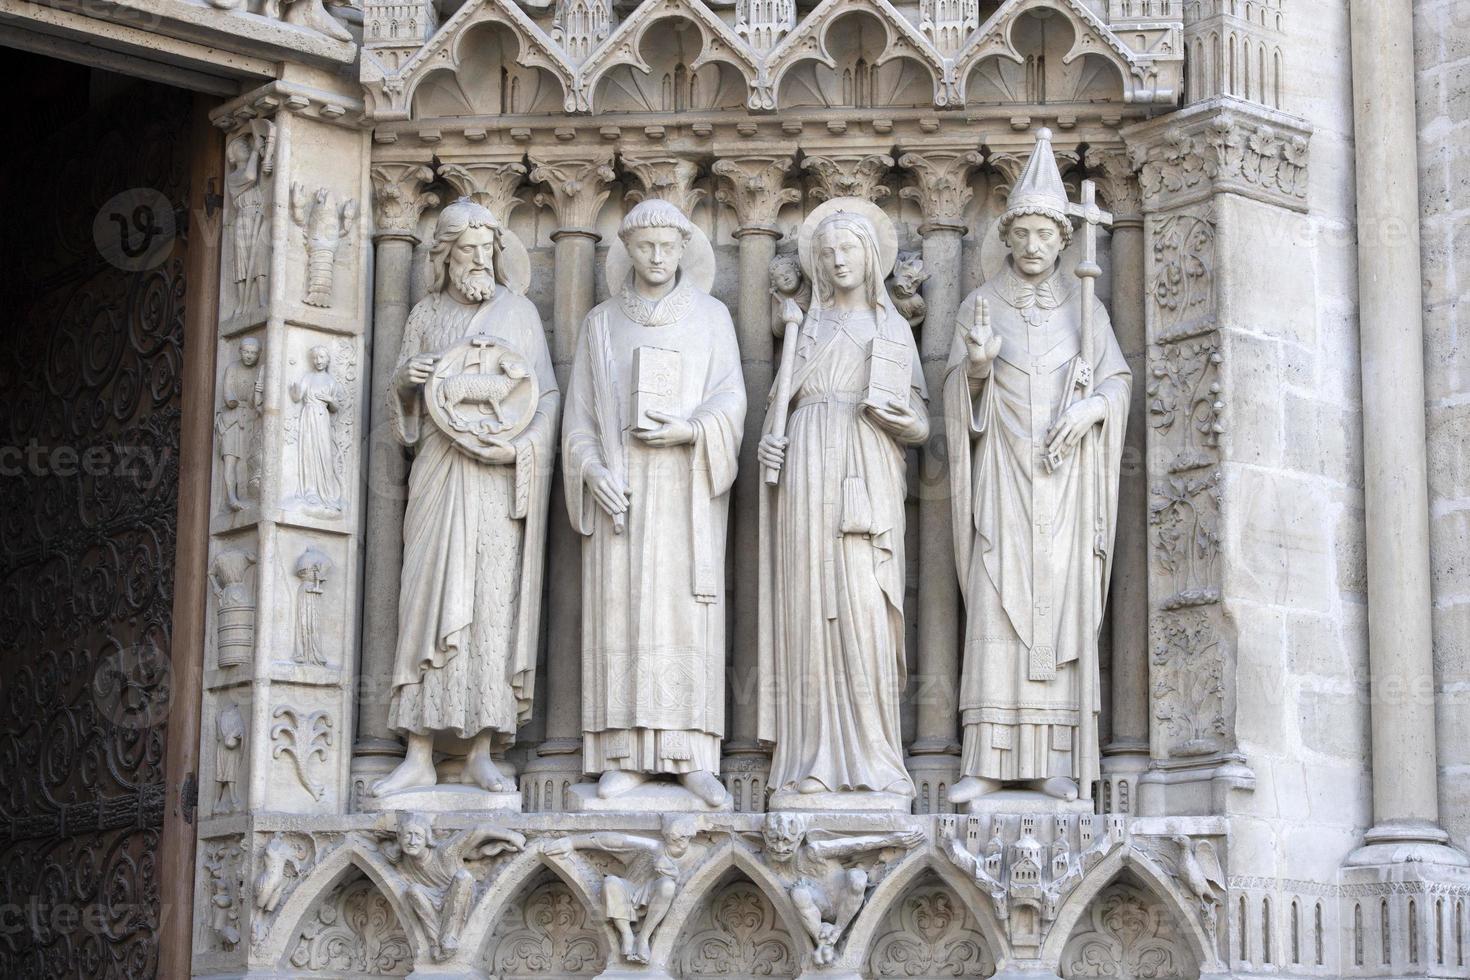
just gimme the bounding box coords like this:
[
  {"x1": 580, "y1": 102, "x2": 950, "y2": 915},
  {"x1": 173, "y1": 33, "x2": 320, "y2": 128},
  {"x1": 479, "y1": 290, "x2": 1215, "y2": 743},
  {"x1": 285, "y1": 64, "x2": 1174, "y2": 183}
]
[{"x1": 944, "y1": 129, "x2": 1131, "y2": 806}]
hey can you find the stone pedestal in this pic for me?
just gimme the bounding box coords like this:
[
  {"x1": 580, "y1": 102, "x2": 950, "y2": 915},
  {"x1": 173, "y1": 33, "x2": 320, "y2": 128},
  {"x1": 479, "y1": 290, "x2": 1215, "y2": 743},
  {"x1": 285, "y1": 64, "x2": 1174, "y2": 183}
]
[
  {"x1": 564, "y1": 781, "x2": 734, "y2": 814},
  {"x1": 361, "y1": 785, "x2": 523, "y2": 814},
  {"x1": 768, "y1": 790, "x2": 913, "y2": 813}
]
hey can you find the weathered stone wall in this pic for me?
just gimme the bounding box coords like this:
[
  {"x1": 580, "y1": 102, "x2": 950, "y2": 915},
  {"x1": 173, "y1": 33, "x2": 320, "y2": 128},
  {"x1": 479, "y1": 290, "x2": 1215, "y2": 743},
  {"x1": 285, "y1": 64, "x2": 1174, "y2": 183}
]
[{"x1": 1416, "y1": 0, "x2": 1470, "y2": 854}]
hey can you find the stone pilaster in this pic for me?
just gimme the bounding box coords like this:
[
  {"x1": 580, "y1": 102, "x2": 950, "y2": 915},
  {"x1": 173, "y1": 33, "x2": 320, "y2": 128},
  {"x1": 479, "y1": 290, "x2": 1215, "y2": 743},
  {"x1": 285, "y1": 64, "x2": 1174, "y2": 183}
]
[
  {"x1": 350, "y1": 161, "x2": 439, "y2": 804},
  {"x1": 521, "y1": 151, "x2": 616, "y2": 809},
  {"x1": 195, "y1": 83, "x2": 373, "y2": 975},
  {"x1": 712, "y1": 153, "x2": 800, "y2": 810},
  {"x1": 896, "y1": 146, "x2": 982, "y2": 812},
  {"x1": 1085, "y1": 145, "x2": 1150, "y2": 815},
  {"x1": 1123, "y1": 100, "x2": 1313, "y2": 817}
]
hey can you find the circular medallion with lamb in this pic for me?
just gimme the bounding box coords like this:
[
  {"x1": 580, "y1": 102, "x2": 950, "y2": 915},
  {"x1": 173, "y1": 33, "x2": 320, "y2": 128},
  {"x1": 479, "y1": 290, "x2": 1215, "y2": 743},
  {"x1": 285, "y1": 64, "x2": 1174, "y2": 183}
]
[{"x1": 425, "y1": 334, "x2": 539, "y2": 460}]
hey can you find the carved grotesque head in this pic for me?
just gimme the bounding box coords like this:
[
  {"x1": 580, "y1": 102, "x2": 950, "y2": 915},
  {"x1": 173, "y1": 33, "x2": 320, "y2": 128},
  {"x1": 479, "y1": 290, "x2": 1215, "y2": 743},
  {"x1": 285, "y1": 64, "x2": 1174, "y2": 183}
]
[
  {"x1": 1000, "y1": 212, "x2": 1070, "y2": 280},
  {"x1": 431, "y1": 198, "x2": 502, "y2": 304},
  {"x1": 239, "y1": 337, "x2": 260, "y2": 367},
  {"x1": 761, "y1": 812, "x2": 807, "y2": 862},
  {"x1": 396, "y1": 812, "x2": 434, "y2": 858},
  {"x1": 661, "y1": 815, "x2": 700, "y2": 858},
  {"x1": 619, "y1": 199, "x2": 693, "y2": 291}
]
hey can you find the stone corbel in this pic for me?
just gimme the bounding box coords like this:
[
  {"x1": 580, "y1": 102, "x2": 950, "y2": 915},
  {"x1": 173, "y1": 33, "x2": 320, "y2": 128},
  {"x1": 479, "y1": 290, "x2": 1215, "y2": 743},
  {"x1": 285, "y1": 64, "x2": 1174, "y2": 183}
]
[
  {"x1": 437, "y1": 160, "x2": 529, "y2": 225},
  {"x1": 802, "y1": 153, "x2": 897, "y2": 204},
  {"x1": 621, "y1": 155, "x2": 708, "y2": 215},
  {"x1": 712, "y1": 155, "x2": 800, "y2": 236},
  {"x1": 529, "y1": 153, "x2": 618, "y2": 240},
  {"x1": 369, "y1": 163, "x2": 440, "y2": 243},
  {"x1": 897, "y1": 147, "x2": 983, "y2": 234}
]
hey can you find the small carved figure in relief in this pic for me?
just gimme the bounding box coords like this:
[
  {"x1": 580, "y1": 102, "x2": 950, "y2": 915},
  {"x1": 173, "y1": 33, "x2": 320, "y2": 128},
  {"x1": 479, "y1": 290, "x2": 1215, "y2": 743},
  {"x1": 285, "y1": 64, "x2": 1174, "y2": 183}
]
[
  {"x1": 755, "y1": 811, "x2": 924, "y2": 966},
  {"x1": 286, "y1": 345, "x2": 348, "y2": 518},
  {"x1": 888, "y1": 249, "x2": 930, "y2": 328},
  {"x1": 768, "y1": 247, "x2": 811, "y2": 327},
  {"x1": 373, "y1": 812, "x2": 526, "y2": 962},
  {"x1": 216, "y1": 337, "x2": 263, "y2": 512},
  {"x1": 545, "y1": 815, "x2": 705, "y2": 965},
  {"x1": 756, "y1": 199, "x2": 929, "y2": 805},
  {"x1": 225, "y1": 123, "x2": 274, "y2": 317},
  {"x1": 290, "y1": 184, "x2": 357, "y2": 308},
  {"x1": 252, "y1": 832, "x2": 306, "y2": 945},
  {"x1": 563, "y1": 200, "x2": 745, "y2": 808},
  {"x1": 215, "y1": 700, "x2": 245, "y2": 810},
  {"x1": 203, "y1": 842, "x2": 244, "y2": 948},
  {"x1": 944, "y1": 129, "x2": 1129, "y2": 806},
  {"x1": 209, "y1": 547, "x2": 257, "y2": 669},
  {"x1": 374, "y1": 200, "x2": 558, "y2": 798},
  {"x1": 1168, "y1": 834, "x2": 1225, "y2": 939},
  {"x1": 292, "y1": 546, "x2": 333, "y2": 666}
]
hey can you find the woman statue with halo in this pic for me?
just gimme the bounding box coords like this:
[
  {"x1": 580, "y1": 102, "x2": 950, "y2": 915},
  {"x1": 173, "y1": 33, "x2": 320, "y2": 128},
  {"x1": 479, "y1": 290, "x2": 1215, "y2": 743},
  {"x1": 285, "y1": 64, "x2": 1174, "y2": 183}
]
[{"x1": 756, "y1": 198, "x2": 929, "y2": 809}]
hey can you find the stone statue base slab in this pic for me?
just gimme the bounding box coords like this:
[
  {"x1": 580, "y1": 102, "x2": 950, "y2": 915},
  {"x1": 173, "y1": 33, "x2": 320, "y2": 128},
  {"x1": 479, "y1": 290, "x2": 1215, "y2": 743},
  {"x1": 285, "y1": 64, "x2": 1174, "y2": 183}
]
[
  {"x1": 595, "y1": 966, "x2": 677, "y2": 980},
  {"x1": 958, "y1": 789, "x2": 1095, "y2": 816},
  {"x1": 564, "y1": 780, "x2": 732, "y2": 813},
  {"x1": 768, "y1": 789, "x2": 913, "y2": 812},
  {"x1": 362, "y1": 785, "x2": 523, "y2": 814}
]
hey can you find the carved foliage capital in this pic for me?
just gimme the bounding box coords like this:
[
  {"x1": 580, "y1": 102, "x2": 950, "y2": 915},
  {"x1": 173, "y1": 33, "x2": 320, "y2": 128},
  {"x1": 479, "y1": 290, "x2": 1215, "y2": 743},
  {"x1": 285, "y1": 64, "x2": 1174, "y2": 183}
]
[
  {"x1": 803, "y1": 153, "x2": 896, "y2": 204},
  {"x1": 1125, "y1": 106, "x2": 1311, "y2": 213},
  {"x1": 370, "y1": 162, "x2": 439, "y2": 240},
  {"x1": 529, "y1": 153, "x2": 618, "y2": 231},
  {"x1": 437, "y1": 161, "x2": 528, "y2": 224},
  {"x1": 622, "y1": 156, "x2": 707, "y2": 214},
  {"x1": 898, "y1": 149, "x2": 983, "y2": 227},
  {"x1": 1084, "y1": 147, "x2": 1143, "y2": 220},
  {"x1": 712, "y1": 156, "x2": 800, "y2": 231}
]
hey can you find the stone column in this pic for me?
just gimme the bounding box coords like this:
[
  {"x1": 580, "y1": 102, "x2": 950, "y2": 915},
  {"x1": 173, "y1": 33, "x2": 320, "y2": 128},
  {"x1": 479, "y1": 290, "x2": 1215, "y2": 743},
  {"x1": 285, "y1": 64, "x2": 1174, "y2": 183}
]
[
  {"x1": 520, "y1": 152, "x2": 616, "y2": 810},
  {"x1": 1086, "y1": 147, "x2": 1150, "y2": 814},
  {"x1": 1344, "y1": 0, "x2": 1466, "y2": 867},
  {"x1": 896, "y1": 146, "x2": 982, "y2": 812},
  {"x1": 711, "y1": 153, "x2": 799, "y2": 811},
  {"x1": 351, "y1": 162, "x2": 438, "y2": 801}
]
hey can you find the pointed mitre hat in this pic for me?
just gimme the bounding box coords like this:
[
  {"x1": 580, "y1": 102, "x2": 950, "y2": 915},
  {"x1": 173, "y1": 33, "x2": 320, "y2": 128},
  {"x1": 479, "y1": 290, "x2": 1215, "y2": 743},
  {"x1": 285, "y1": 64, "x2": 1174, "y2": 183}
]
[{"x1": 1002, "y1": 127, "x2": 1073, "y2": 241}]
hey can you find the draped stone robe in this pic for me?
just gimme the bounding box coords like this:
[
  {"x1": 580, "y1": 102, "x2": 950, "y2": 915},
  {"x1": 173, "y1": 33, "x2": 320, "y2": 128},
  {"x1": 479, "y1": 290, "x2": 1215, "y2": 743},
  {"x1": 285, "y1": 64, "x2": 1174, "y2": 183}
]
[
  {"x1": 387, "y1": 287, "x2": 558, "y2": 748},
  {"x1": 563, "y1": 278, "x2": 745, "y2": 776},
  {"x1": 943, "y1": 262, "x2": 1130, "y2": 788},
  {"x1": 757, "y1": 301, "x2": 928, "y2": 796}
]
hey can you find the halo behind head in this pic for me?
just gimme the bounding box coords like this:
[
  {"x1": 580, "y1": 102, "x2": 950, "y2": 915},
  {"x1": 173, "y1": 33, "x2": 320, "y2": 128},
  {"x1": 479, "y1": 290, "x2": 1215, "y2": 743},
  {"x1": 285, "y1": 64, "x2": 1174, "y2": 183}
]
[{"x1": 796, "y1": 197, "x2": 898, "y2": 282}]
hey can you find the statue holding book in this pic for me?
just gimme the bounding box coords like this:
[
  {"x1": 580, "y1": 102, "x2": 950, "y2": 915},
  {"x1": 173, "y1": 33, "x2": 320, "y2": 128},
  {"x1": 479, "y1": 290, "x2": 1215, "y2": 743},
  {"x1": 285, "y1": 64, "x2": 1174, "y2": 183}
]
[
  {"x1": 756, "y1": 198, "x2": 929, "y2": 808},
  {"x1": 563, "y1": 200, "x2": 746, "y2": 809}
]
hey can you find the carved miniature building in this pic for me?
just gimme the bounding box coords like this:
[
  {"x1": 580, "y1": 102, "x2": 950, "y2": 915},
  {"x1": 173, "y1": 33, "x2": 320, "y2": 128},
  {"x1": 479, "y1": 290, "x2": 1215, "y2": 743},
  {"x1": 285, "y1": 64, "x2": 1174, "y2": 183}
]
[{"x1": 0, "y1": 0, "x2": 1466, "y2": 978}]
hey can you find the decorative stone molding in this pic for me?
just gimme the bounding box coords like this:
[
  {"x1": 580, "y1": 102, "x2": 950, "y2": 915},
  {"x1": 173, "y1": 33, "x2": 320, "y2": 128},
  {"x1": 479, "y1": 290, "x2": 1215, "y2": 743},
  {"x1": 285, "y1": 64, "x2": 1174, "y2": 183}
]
[
  {"x1": 369, "y1": 162, "x2": 439, "y2": 242},
  {"x1": 898, "y1": 148, "x2": 983, "y2": 232},
  {"x1": 621, "y1": 155, "x2": 708, "y2": 213},
  {"x1": 529, "y1": 153, "x2": 618, "y2": 236},
  {"x1": 1124, "y1": 97, "x2": 1311, "y2": 214},
  {"x1": 1085, "y1": 145, "x2": 1144, "y2": 219},
  {"x1": 864, "y1": 880, "x2": 996, "y2": 976},
  {"x1": 802, "y1": 153, "x2": 896, "y2": 203},
  {"x1": 713, "y1": 155, "x2": 800, "y2": 235},
  {"x1": 437, "y1": 160, "x2": 528, "y2": 223}
]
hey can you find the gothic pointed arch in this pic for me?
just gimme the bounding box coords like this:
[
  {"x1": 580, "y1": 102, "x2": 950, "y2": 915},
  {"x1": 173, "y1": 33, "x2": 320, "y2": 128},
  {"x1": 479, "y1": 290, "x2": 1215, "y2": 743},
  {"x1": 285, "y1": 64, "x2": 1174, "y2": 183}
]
[
  {"x1": 577, "y1": 0, "x2": 765, "y2": 112},
  {"x1": 952, "y1": 0, "x2": 1175, "y2": 105},
  {"x1": 478, "y1": 863, "x2": 611, "y2": 978},
  {"x1": 1054, "y1": 872, "x2": 1203, "y2": 978},
  {"x1": 765, "y1": 0, "x2": 949, "y2": 108},
  {"x1": 669, "y1": 865, "x2": 805, "y2": 977},
  {"x1": 860, "y1": 869, "x2": 1001, "y2": 977}
]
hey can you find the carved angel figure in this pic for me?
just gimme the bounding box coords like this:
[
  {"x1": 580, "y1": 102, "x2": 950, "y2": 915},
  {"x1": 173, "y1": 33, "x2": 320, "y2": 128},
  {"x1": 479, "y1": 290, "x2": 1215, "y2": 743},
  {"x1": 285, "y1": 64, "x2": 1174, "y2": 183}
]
[
  {"x1": 754, "y1": 812, "x2": 924, "y2": 966},
  {"x1": 373, "y1": 812, "x2": 526, "y2": 962},
  {"x1": 544, "y1": 815, "x2": 705, "y2": 965}
]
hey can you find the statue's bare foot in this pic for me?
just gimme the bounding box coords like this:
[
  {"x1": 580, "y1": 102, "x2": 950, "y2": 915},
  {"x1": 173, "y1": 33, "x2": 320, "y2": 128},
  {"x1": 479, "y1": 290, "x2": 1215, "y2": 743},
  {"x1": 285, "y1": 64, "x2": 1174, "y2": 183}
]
[
  {"x1": 948, "y1": 776, "x2": 1002, "y2": 804},
  {"x1": 1032, "y1": 777, "x2": 1078, "y2": 801},
  {"x1": 372, "y1": 754, "x2": 437, "y2": 796},
  {"x1": 227, "y1": 495, "x2": 244, "y2": 512},
  {"x1": 462, "y1": 752, "x2": 512, "y2": 792},
  {"x1": 797, "y1": 776, "x2": 826, "y2": 794},
  {"x1": 681, "y1": 770, "x2": 730, "y2": 808},
  {"x1": 634, "y1": 936, "x2": 652, "y2": 963},
  {"x1": 598, "y1": 769, "x2": 648, "y2": 799}
]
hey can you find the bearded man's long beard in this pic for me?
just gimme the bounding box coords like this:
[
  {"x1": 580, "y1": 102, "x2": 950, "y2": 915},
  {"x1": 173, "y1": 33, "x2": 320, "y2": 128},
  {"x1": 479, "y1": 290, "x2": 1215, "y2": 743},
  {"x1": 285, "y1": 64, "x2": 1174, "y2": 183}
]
[{"x1": 456, "y1": 268, "x2": 496, "y2": 303}]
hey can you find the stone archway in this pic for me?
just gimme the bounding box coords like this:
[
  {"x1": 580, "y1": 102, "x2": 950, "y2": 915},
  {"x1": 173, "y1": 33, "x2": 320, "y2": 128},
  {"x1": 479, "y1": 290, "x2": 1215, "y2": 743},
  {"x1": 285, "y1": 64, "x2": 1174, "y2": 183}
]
[
  {"x1": 1058, "y1": 875, "x2": 1201, "y2": 979},
  {"x1": 863, "y1": 872, "x2": 998, "y2": 978}
]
